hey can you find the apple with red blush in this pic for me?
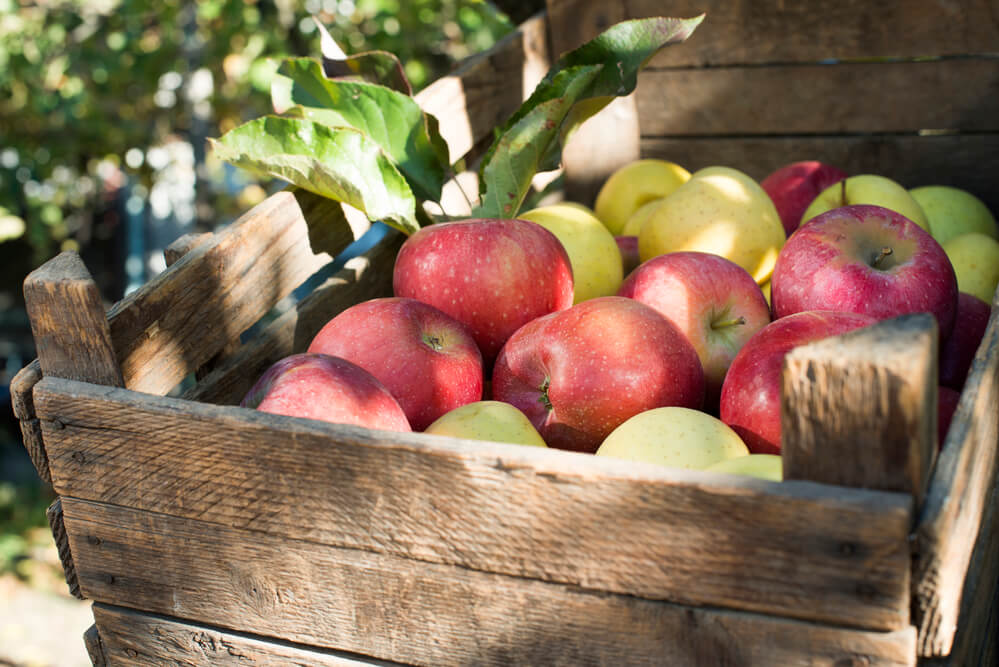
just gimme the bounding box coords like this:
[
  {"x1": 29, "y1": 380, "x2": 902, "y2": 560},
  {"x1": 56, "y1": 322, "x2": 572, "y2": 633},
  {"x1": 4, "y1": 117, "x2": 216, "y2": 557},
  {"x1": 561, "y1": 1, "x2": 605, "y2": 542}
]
[
  {"x1": 241, "y1": 353, "x2": 411, "y2": 432},
  {"x1": 615, "y1": 235, "x2": 641, "y2": 276},
  {"x1": 719, "y1": 310, "x2": 877, "y2": 454},
  {"x1": 938, "y1": 386, "x2": 961, "y2": 450},
  {"x1": 617, "y1": 251, "x2": 771, "y2": 411},
  {"x1": 308, "y1": 297, "x2": 483, "y2": 431},
  {"x1": 939, "y1": 292, "x2": 992, "y2": 391},
  {"x1": 492, "y1": 296, "x2": 704, "y2": 453},
  {"x1": 392, "y1": 218, "x2": 574, "y2": 367},
  {"x1": 770, "y1": 204, "x2": 958, "y2": 340},
  {"x1": 761, "y1": 160, "x2": 848, "y2": 236}
]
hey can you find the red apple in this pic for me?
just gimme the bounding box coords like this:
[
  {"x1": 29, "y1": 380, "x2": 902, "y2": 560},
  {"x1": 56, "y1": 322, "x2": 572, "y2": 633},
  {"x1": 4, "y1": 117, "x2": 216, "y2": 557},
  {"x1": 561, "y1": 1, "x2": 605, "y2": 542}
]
[
  {"x1": 719, "y1": 310, "x2": 877, "y2": 454},
  {"x1": 492, "y1": 296, "x2": 704, "y2": 453},
  {"x1": 771, "y1": 204, "x2": 958, "y2": 340},
  {"x1": 308, "y1": 297, "x2": 483, "y2": 431},
  {"x1": 939, "y1": 292, "x2": 991, "y2": 391},
  {"x1": 938, "y1": 386, "x2": 961, "y2": 450},
  {"x1": 760, "y1": 160, "x2": 848, "y2": 236},
  {"x1": 393, "y1": 218, "x2": 574, "y2": 367},
  {"x1": 615, "y1": 235, "x2": 641, "y2": 276},
  {"x1": 617, "y1": 251, "x2": 771, "y2": 412},
  {"x1": 241, "y1": 353, "x2": 411, "y2": 432}
]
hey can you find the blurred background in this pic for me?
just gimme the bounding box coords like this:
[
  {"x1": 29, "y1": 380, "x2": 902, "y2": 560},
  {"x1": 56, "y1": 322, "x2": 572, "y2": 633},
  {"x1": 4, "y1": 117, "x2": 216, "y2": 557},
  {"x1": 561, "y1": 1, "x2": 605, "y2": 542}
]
[{"x1": 1, "y1": 1, "x2": 535, "y2": 664}]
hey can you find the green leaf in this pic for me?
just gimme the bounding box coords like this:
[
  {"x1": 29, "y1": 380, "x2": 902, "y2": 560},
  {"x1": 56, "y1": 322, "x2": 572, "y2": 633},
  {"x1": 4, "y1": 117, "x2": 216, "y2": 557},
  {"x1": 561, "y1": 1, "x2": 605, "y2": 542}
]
[
  {"x1": 476, "y1": 14, "x2": 704, "y2": 218},
  {"x1": 210, "y1": 116, "x2": 418, "y2": 235},
  {"x1": 474, "y1": 65, "x2": 602, "y2": 219},
  {"x1": 311, "y1": 15, "x2": 413, "y2": 95},
  {"x1": 274, "y1": 57, "x2": 448, "y2": 203}
]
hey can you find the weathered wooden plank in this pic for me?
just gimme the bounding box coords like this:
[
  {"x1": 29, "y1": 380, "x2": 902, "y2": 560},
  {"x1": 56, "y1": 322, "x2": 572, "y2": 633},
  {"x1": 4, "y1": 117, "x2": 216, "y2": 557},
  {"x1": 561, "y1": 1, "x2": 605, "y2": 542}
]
[
  {"x1": 414, "y1": 11, "x2": 549, "y2": 164},
  {"x1": 636, "y1": 59, "x2": 999, "y2": 137},
  {"x1": 913, "y1": 296, "x2": 999, "y2": 656},
  {"x1": 92, "y1": 604, "x2": 397, "y2": 666},
  {"x1": 547, "y1": 0, "x2": 999, "y2": 68},
  {"x1": 783, "y1": 314, "x2": 938, "y2": 504},
  {"x1": 640, "y1": 134, "x2": 999, "y2": 215},
  {"x1": 69, "y1": 500, "x2": 918, "y2": 666},
  {"x1": 35, "y1": 377, "x2": 913, "y2": 632},
  {"x1": 47, "y1": 498, "x2": 83, "y2": 600},
  {"x1": 185, "y1": 229, "x2": 403, "y2": 406},
  {"x1": 83, "y1": 623, "x2": 107, "y2": 667},
  {"x1": 23, "y1": 251, "x2": 124, "y2": 388},
  {"x1": 105, "y1": 189, "x2": 360, "y2": 396},
  {"x1": 10, "y1": 360, "x2": 49, "y2": 485}
]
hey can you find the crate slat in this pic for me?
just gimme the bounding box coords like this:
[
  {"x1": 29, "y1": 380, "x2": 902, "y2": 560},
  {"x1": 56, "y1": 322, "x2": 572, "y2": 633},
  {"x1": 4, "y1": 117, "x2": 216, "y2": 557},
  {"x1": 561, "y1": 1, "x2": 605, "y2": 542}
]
[
  {"x1": 10, "y1": 360, "x2": 49, "y2": 485},
  {"x1": 913, "y1": 292, "x2": 999, "y2": 656},
  {"x1": 546, "y1": 0, "x2": 999, "y2": 68},
  {"x1": 636, "y1": 59, "x2": 999, "y2": 137},
  {"x1": 183, "y1": 230, "x2": 403, "y2": 407},
  {"x1": 35, "y1": 376, "x2": 913, "y2": 632},
  {"x1": 91, "y1": 603, "x2": 397, "y2": 666},
  {"x1": 67, "y1": 500, "x2": 917, "y2": 667}
]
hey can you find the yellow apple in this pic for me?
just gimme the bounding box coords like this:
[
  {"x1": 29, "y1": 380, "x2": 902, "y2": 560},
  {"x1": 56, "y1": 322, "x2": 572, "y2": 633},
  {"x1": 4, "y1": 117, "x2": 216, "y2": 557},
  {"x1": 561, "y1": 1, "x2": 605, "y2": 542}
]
[
  {"x1": 621, "y1": 198, "x2": 664, "y2": 238},
  {"x1": 801, "y1": 174, "x2": 929, "y2": 231},
  {"x1": 637, "y1": 166, "x2": 786, "y2": 284},
  {"x1": 595, "y1": 406, "x2": 749, "y2": 470},
  {"x1": 909, "y1": 185, "x2": 998, "y2": 245},
  {"x1": 519, "y1": 203, "x2": 624, "y2": 303},
  {"x1": 760, "y1": 279, "x2": 772, "y2": 307},
  {"x1": 423, "y1": 400, "x2": 547, "y2": 447},
  {"x1": 593, "y1": 159, "x2": 691, "y2": 235},
  {"x1": 941, "y1": 232, "x2": 999, "y2": 304},
  {"x1": 704, "y1": 454, "x2": 783, "y2": 481}
]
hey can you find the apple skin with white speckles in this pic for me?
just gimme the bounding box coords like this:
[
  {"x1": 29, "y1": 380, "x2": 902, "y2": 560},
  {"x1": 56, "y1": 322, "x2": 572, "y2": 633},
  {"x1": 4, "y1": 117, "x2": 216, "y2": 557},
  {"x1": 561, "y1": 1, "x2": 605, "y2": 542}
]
[
  {"x1": 240, "y1": 353, "x2": 411, "y2": 432},
  {"x1": 308, "y1": 297, "x2": 483, "y2": 431},
  {"x1": 491, "y1": 296, "x2": 705, "y2": 453},
  {"x1": 392, "y1": 218, "x2": 574, "y2": 368}
]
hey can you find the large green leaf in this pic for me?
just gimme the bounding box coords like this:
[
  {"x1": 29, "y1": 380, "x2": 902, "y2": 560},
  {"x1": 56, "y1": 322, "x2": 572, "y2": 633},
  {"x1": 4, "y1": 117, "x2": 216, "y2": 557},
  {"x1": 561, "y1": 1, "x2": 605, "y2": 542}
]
[
  {"x1": 475, "y1": 15, "x2": 704, "y2": 218},
  {"x1": 209, "y1": 116, "x2": 418, "y2": 235},
  {"x1": 274, "y1": 57, "x2": 449, "y2": 203},
  {"x1": 311, "y1": 16, "x2": 413, "y2": 95}
]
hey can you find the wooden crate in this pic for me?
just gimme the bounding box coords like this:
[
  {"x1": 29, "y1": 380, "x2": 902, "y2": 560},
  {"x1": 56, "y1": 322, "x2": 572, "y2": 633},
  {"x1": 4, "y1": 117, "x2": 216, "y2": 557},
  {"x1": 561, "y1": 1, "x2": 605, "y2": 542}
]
[{"x1": 11, "y1": 3, "x2": 999, "y2": 665}]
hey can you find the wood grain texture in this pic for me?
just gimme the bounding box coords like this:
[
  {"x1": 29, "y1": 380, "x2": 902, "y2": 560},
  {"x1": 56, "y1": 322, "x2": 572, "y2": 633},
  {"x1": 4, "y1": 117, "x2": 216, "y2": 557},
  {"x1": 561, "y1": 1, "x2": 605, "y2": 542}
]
[
  {"x1": 104, "y1": 189, "x2": 361, "y2": 396},
  {"x1": 23, "y1": 251, "x2": 124, "y2": 388},
  {"x1": 913, "y1": 297, "x2": 999, "y2": 656},
  {"x1": 92, "y1": 604, "x2": 397, "y2": 667},
  {"x1": 68, "y1": 500, "x2": 918, "y2": 666},
  {"x1": 35, "y1": 377, "x2": 913, "y2": 632},
  {"x1": 83, "y1": 623, "x2": 107, "y2": 667},
  {"x1": 10, "y1": 360, "x2": 49, "y2": 485},
  {"x1": 782, "y1": 313, "x2": 938, "y2": 503},
  {"x1": 635, "y1": 59, "x2": 999, "y2": 137},
  {"x1": 640, "y1": 134, "x2": 999, "y2": 215},
  {"x1": 546, "y1": 0, "x2": 999, "y2": 68},
  {"x1": 184, "y1": 230, "x2": 403, "y2": 406},
  {"x1": 413, "y1": 12, "x2": 549, "y2": 164},
  {"x1": 47, "y1": 498, "x2": 83, "y2": 600}
]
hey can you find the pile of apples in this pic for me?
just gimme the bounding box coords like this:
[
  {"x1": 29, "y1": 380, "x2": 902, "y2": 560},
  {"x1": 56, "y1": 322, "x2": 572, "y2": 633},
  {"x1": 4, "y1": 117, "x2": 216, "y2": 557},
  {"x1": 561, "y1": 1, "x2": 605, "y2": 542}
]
[{"x1": 242, "y1": 158, "x2": 998, "y2": 482}]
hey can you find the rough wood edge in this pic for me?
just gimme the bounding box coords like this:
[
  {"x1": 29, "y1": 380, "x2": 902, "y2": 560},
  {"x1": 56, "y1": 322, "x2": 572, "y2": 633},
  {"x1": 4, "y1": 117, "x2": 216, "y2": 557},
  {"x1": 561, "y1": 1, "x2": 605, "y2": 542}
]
[
  {"x1": 47, "y1": 497, "x2": 83, "y2": 600},
  {"x1": 92, "y1": 603, "x2": 399, "y2": 666},
  {"x1": 782, "y1": 313, "x2": 938, "y2": 504},
  {"x1": 83, "y1": 623, "x2": 107, "y2": 667},
  {"x1": 914, "y1": 293, "x2": 999, "y2": 656},
  {"x1": 10, "y1": 359, "x2": 50, "y2": 485}
]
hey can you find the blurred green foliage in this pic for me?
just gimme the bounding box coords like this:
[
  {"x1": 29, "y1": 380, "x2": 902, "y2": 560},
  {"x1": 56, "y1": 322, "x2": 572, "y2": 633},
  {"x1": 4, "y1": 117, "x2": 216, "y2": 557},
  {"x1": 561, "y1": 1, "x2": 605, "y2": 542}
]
[{"x1": 0, "y1": 0, "x2": 513, "y2": 284}]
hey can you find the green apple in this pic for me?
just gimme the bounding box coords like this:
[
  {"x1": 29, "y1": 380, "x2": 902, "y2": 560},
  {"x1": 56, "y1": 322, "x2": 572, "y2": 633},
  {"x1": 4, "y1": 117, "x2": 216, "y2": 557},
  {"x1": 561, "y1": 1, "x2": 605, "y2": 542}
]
[
  {"x1": 595, "y1": 406, "x2": 749, "y2": 470},
  {"x1": 519, "y1": 203, "x2": 624, "y2": 303},
  {"x1": 704, "y1": 454, "x2": 782, "y2": 481},
  {"x1": 594, "y1": 159, "x2": 691, "y2": 235},
  {"x1": 941, "y1": 232, "x2": 999, "y2": 304},
  {"x1": 909, "y1": 185, "x2": 998, "y2": 245},
  {"x1": 637, "y1": 166, "x2": 786, "y2": 284},
  {"x1": 423, "y1": 400, "x2": 547, "y2": 447},
  {"x1": 800, "y1": 174, "x2": 929, "y2": 231}
]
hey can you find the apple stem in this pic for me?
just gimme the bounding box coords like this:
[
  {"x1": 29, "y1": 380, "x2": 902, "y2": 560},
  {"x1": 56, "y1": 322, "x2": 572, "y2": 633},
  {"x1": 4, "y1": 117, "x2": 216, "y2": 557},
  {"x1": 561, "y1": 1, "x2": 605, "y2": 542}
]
[
  {"x1": 872, "y1": 246, "x2": 894, "y2": 268},
  {"x1": 838, "y1": 179, "x2": 847, "y2": 207},
  {"x1": 538, "y1": 376, "x2": 553, "y2": 412},
  {"x1": 713, "y1": 315, "x2": 747, "y2": 330}
]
